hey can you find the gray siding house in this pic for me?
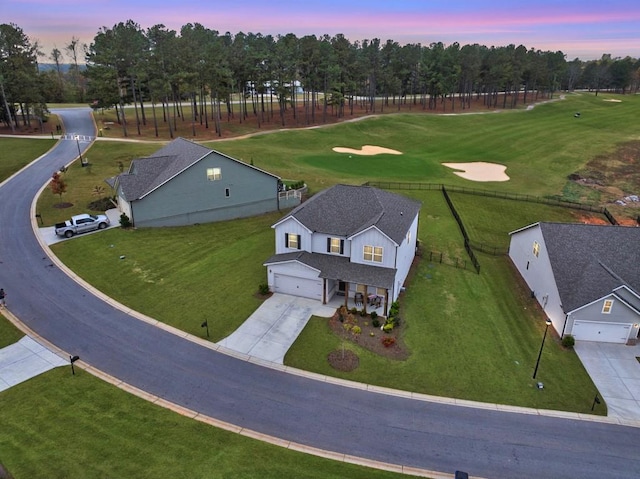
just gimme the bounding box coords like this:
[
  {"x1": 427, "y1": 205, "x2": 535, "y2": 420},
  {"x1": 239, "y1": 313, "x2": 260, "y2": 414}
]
[
  {"x1": 264, "y1": 184, "x2": 421, "y2": 316},
  {"x1": 509, "y1": 222, "x2": 640, "y2": 344},
  {"x1": 107, "y1": 138, "x2": 300, "y2": 227}
]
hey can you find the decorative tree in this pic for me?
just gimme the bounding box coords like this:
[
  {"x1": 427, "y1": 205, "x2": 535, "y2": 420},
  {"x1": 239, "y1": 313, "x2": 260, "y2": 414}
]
[{"x1": 49, "y1": 172, "x2": 67, "y2": 198}]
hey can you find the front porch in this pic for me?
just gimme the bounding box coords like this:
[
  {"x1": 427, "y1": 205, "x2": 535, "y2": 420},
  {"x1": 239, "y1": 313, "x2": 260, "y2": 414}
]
[{"x1": 325, "y1": 291, "x2": 387, "y2": 317}]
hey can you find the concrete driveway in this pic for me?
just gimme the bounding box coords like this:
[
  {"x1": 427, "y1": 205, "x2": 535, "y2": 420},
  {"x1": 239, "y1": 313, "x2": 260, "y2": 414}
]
[
  {"x1": 574, "y1": 341, "x2": 640, "y2": 421},
  {"x1": 0, "y1": 336, "x2": 68, "y2": 392},
  {"x1": 38, "y1": 208, "x2": 120, "y2": 245},
  {"x1": 217, "y1": 294, "x2": 335, "y2": 364}
]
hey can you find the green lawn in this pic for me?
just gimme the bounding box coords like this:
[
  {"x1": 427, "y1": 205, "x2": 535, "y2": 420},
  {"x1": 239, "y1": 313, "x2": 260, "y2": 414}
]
[
  {"x1": 3, "y1": 92, "x2": 634, "y2": 475},
  {"x1": 51, "y1": 212, "x2": 279, "y2": 341},
  {"x1": 0, "y1": 336, "x2": 410, "y2": 479},
  {"x1": 0, "y1": 138, "x2": 56, "y2": 183},
  {"x1": 286, "y1": 190, "x2": 601, "y2": 413}
]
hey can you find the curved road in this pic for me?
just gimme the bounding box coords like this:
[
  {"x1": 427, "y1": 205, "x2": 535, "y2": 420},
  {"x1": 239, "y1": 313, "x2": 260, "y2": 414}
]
[{"x1": 1, "y1": 108, "x2": 639, "y2": 479}]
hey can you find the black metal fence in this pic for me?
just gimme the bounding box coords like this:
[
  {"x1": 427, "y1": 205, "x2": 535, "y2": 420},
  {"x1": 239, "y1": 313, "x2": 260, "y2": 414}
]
[
  {"x1": 364, "y1": 180, "x2": 620, "y2": 274},
  {"x1": 428, "y1": 251, "x2": 475, "y2": 272}
]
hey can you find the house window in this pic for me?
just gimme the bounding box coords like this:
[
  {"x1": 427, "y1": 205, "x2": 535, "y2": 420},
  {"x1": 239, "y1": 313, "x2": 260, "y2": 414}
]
[
  {"x1": 363, "y1": 245, "x2": 383, "y2": 263},
  {"x1": 327, "y1": 238, "x2": 343, "y2": 254},
  {"x1": 285, "y1": 233, "x2": 301, "y2": 250},
  {"x1": 602, "y1": 299, "x2": 614, "y2": 314},
  {"x1": 225, "y1": 188, "x2": 230, "y2": 197},
  {"x1": 376, "y1": 287, "x2": 385, "y2": 296},
  {"x1": 532, "y1": 241, "x2": 540, "y2": 257},
  {"x1": 206, "y1": 167, "x2": 221, "y2": 181},
  {"x1": 356, "y1": 284, "x2": 367, "y2": 293}
]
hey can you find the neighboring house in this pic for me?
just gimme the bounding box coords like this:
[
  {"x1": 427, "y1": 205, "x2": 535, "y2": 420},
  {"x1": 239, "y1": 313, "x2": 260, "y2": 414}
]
[
  {"x1": 264, "y1": 184, "x2": 421, "y2": 316},
  {"x1": 509, "y1": 222, "x2": 640, "y2": 344},
  {"x1": 106, "y1": 137, "x2": 300, "y2": 227}
]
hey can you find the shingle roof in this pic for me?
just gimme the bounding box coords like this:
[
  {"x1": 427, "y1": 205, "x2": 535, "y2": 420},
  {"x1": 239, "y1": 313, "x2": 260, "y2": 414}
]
[
  {"x1": 538, "y1": 222, "x2": 640, "y2": 312},
  {"x1": 279, "y1": 184, "x2": 421, "y2": 245},
  {"x1": 114, "y1": 137, "x2": 279, "y2": 201},
  {"x1": 264, "y1": 251, "x2": 397, "y2": 289}
]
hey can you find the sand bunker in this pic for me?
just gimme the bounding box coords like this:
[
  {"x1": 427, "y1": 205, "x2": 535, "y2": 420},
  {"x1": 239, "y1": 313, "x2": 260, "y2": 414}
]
[
  {"x1": 333, "y1": 145, "x2": 402, "y2": 156},
  {"x1": 603, "y1": 99, "x2": 622, "y2": 102},
  {"x1": 442, "y1": 162, "x2": 510, "y2": 182}
]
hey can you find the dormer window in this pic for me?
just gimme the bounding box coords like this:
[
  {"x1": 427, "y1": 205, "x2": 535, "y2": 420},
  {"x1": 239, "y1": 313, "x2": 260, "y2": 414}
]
[
  {"x1": 207, "y1": 167, "x2": 221, "y2": 181},
  {"x1": 364, "y1": 245, "x2": 383, "y2": 263}
]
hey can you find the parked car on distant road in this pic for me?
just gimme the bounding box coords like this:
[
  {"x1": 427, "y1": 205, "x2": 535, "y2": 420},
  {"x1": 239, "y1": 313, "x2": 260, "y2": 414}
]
[{"x1": 55, "y1": 213, "x2": 110, "y2": 238}]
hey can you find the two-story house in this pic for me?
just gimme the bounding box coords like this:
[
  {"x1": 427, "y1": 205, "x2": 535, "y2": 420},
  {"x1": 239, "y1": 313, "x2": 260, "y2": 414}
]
[
  {"x1": 106, "y1": 137, "x2": 300, "y2": 227},
  {"x1": 509, "y1": 222, "x2": 640, "y2": 344},
  {"x1": 264, "y1": 184, "x2": 421, "y2": 316}
]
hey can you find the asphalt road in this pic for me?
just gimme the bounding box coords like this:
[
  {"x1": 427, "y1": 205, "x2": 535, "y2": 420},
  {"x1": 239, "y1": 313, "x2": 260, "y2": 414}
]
[{"x1": 1, "y1": 108, "x2": 639, "y2": 479}]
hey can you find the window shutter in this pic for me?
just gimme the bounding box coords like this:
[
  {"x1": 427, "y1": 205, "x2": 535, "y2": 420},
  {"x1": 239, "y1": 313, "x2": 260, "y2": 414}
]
[
  {"x1": 285, "y1": 233, "x2": 289, "y2": 247},
  {"x1": 327, "y1": 238, "x2": 331, "y2": 252},
  {"x1": 297, "y1": 234, "x2": 301, "y2": 250},
  {"x1": 340, "y1": 240, "x2": 344, "y2": 255}
]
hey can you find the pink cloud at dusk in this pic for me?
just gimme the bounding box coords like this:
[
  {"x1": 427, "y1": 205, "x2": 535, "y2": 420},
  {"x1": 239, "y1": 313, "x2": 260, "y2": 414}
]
[{"x1": 4, "y1": 0, "x2": 640, "y2": 60}]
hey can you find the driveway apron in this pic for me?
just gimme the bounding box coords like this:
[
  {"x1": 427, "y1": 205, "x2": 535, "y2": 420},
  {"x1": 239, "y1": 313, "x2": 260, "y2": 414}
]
[
  {"x1": 574, "y1": 341, "x2": 640, "y2": 421},
  {"x1": 218, "y1": 294, "x2": 335, "y2": 363}
]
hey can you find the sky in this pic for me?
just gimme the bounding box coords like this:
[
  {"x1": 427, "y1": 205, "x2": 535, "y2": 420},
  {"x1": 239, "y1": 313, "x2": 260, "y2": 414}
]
[{"x1": 4, "y1": 0, "x2": 640, "y2": 62}]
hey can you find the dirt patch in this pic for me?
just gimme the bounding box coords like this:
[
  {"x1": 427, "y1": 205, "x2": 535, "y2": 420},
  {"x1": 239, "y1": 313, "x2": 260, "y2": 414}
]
[
  {"x1": 53, "y1": 202, "x2": 73, "y2": 209},
  {"x1": 569, "y1": 140, "x2": 640, "y2": 224},
  {"x1": 327, "y1": 349, "x2": 360, "y2": 371}
]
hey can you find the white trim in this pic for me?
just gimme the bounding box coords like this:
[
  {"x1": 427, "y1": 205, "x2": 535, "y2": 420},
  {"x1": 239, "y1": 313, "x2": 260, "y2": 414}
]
[
  {"x1": 349, "y1": 225, "x2": 398, "y2": 246},
  {"x1": 271, "y1": 215, "x2": 313, "y2": 233}
]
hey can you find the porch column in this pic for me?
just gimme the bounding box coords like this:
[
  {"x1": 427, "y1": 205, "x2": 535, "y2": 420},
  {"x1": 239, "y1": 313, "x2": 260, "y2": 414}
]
[
  {"x1": 363, "y1": 287, "x2": 368, "y2": 315},
  {"x1": 383, "y1": 289, "x2": 389, "y2": 316},
  {"x1": 344, "y1": 282, "x2": 349, "y2": 308},
  {"x1": 322, "y1": 279, "x2": 327, "y2": 304}
]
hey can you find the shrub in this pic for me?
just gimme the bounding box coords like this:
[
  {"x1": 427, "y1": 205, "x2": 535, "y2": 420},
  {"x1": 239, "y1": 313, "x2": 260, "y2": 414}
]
[
  {"x1": 352, "y1": 326, "x2": 362, "y2": 335},
  {"x1": 381, "y1": 336, "x2": 396, "y2": 348},
  {"x1": 119, "y1": 213, "x2": 132, "y2": 228},
  {"x1": 562, "y1": 334, "x2": 575, "y2": 348},
  {"x1": 389, "y1": 301, "x2": 400, "y2": 317},
  {"x1": 350, "y1": 307, "x2": 358, "y2": 314},
  {"x1": 383, "y1": 323, "x2": 394, "y2": 333},
  {"x1": 258, "y1": 283, "x2": 270, "y2": 295},
  {"x1": 360, "y1": 309, "x2": 367, "y2": 317},
  {"x1": 372, "y1": 318, "x2": 381, "y2": 328},
  {"x1": 370, "y1": 311, "x2": 378, "y2": 320}
]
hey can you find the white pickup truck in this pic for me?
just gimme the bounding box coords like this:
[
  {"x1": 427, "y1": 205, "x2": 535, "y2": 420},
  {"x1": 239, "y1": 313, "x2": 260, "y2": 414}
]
[{"x1": 55, "y1": 213, "x2": 110, "y2": 238}]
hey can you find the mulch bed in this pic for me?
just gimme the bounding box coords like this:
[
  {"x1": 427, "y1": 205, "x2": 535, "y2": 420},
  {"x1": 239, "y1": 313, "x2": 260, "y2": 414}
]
[{"x1": 326, "y1": 307, "x2": 410, "y2": 371}]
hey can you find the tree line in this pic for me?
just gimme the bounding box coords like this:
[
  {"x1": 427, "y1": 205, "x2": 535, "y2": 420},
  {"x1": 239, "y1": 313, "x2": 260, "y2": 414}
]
[{"x1": 1, "y1": 21, "x2": 639, "y2": 135}]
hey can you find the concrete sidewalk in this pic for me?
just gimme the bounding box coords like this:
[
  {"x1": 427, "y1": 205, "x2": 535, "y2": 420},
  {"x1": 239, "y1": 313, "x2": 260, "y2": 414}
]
[
  {"x1": 217, "y1": 294, "x2": 335, "y2": 364},
  {"x1": 0, "y1": 336, "x2": 68, "y2": 392},
  {"x1": 574, "y1": 341, "x2": 640, "y2": 421}
]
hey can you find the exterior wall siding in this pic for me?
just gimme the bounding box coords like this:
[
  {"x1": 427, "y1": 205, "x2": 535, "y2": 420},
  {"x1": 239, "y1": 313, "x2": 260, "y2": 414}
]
[
  {"x1": 349, "y1": 227, "x2": 396, "y2": 269},
  {"x1": 393, "y1": 213, "x2": 419, "y2": 301},
  {"x1": 566, "y1": 295, "x2": 640, "y2": 337},
  {"x1": 274, "y1": 218, "x2": 311, "y2": 253},
  {"x1": 311, "y1": 233, "x2": 351, "y2": 257},
  {"x1": 130, "y1": 152, "x2": 279, "y2": 227},
  {"x1": 509, "y1": 225, "x2": 565, "y2": 335}
]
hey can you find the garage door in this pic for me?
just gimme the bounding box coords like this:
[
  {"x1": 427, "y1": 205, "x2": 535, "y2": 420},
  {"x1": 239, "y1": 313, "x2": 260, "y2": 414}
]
[
  {"x1": 274, "y1": 274, "x2": 322, "y2": 300},
  {"x1": 572, "y1": 320, "x2": 632, "y2": 344}
]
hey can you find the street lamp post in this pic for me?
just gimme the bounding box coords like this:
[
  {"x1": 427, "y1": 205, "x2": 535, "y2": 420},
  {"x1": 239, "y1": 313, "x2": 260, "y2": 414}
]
[{"x1": 533, "y1": 319, "x2": 553, "y2": 379}]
